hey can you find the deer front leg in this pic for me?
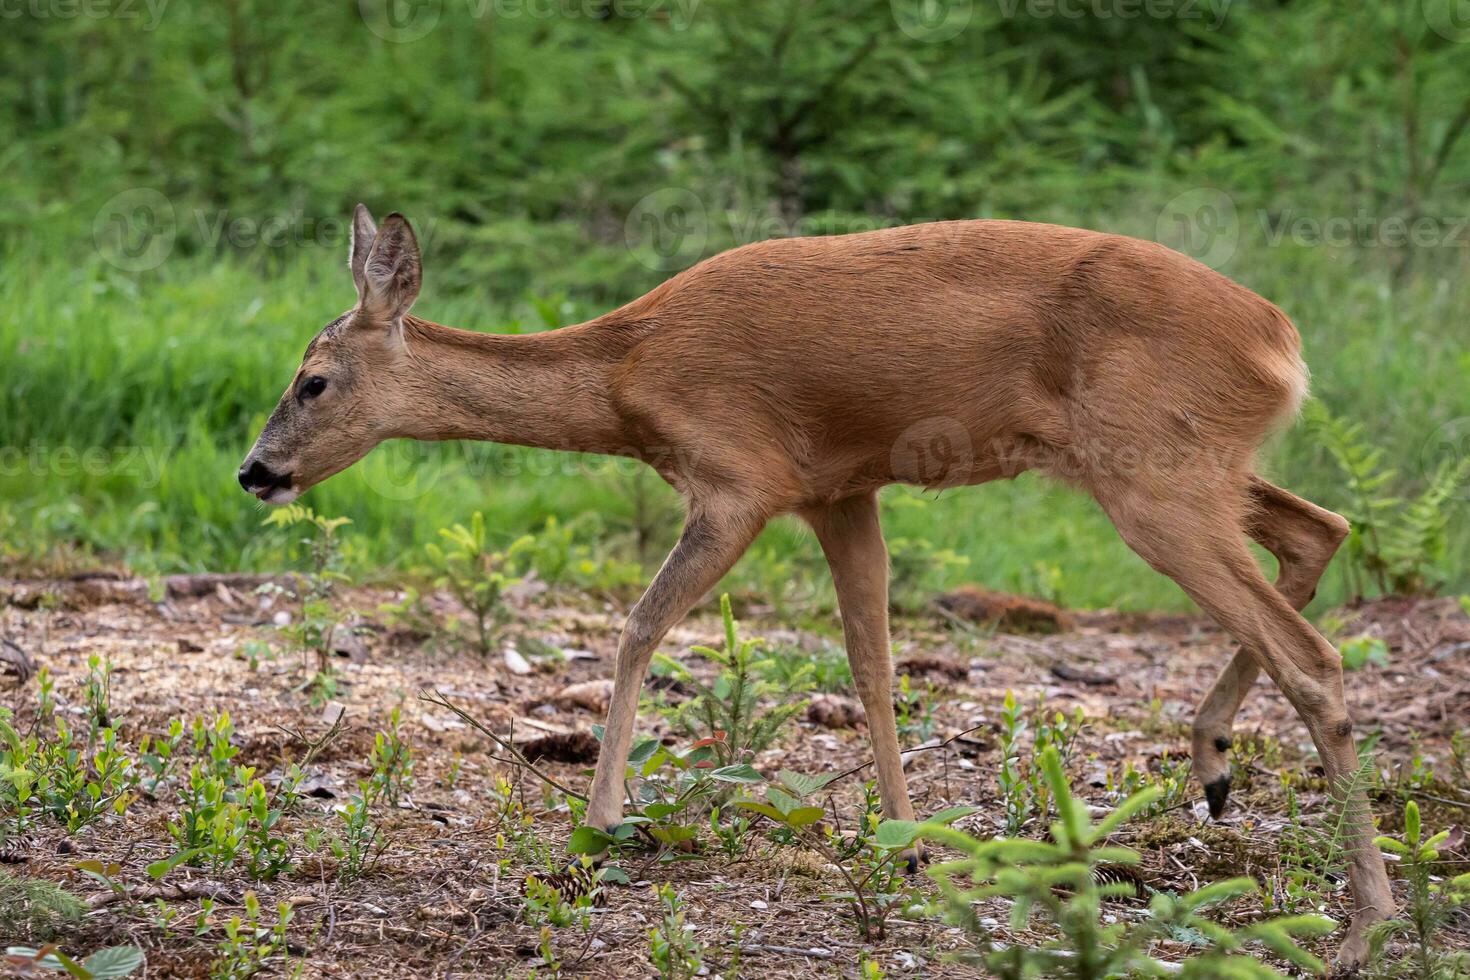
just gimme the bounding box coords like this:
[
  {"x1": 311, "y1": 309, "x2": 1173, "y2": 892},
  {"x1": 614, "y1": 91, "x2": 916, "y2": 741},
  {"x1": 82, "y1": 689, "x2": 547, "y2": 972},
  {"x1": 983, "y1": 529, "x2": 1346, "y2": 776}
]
[
  {"x1": 803, "y1": 494, "x2": 922, "y2": 869},
  {"x1": 584, "y1": 499, "x2": 766, "y2": 837}
]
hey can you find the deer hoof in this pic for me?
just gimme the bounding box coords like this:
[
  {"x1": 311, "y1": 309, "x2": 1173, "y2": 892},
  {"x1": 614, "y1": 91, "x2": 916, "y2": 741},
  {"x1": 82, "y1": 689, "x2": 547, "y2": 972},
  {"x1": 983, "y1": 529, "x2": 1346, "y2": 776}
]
[
  {"x1": 1203, "y1": 775, "x2": 1231, "y2": 820},
  {"x1": 1331, "y1": 907, "x2": 1385, "y2": 976},
  {"x1": 1331, "y1": 930, "x2": 1369, "y2": 976},
  {"x1": 901, "y1": 845, "x2": 930, "y2": 875}
]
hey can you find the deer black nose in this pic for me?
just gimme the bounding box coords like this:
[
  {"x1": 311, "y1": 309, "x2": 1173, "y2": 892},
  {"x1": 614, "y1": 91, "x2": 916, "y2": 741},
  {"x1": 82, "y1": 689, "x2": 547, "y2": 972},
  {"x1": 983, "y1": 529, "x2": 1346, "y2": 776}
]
[{"x1": 238, "y1": 459, "x2": 290, "y2": 493}]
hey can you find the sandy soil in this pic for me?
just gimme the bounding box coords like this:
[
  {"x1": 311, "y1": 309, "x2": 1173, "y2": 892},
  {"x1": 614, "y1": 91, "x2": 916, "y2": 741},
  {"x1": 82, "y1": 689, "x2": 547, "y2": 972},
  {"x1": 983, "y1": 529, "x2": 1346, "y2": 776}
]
[{"x1": 2, "y1": 575, "x2": 1468, "y2": 977}]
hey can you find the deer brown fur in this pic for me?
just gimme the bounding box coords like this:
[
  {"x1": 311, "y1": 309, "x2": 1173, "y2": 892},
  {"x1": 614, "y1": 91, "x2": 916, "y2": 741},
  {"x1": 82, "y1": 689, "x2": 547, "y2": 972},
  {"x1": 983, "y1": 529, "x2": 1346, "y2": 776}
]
[{"x1": 240, "y1": 205, "x2": 1393, "y2": 969}]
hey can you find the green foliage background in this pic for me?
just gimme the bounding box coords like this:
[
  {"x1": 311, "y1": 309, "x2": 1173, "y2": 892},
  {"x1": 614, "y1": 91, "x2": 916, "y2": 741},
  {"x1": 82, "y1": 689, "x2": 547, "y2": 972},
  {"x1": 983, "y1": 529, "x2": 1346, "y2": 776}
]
[{"x1": 2, "y1": 0, "x2": 1468, "y2": 609}]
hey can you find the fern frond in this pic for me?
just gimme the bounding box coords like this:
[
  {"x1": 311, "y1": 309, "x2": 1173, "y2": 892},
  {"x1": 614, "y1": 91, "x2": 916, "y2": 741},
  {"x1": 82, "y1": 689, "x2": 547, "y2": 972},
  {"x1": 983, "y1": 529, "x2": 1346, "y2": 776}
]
[
  {"x1": 1320, "y1": 752, "x2": 1379, "y2": 869},
  {"x1": 1384, "y1": 457, "x2": 1470, "y2": 595}
]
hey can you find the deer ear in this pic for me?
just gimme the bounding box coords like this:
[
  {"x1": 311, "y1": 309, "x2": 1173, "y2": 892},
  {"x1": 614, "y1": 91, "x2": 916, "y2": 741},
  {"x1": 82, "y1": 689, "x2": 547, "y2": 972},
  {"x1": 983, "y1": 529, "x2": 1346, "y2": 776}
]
[
  {"x1": 349, "y1": 203, "x2": 377, "y2": 298},
  {"x1": 361, "y1": 212, "x2": 421, "y2": 322}
]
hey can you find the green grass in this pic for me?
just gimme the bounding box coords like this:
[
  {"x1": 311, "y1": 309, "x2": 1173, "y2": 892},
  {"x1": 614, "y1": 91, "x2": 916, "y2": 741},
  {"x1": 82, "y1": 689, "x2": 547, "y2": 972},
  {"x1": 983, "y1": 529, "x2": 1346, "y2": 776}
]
[{"x1": 4, "y1": 220, "x2": 1468, "y2": 612}]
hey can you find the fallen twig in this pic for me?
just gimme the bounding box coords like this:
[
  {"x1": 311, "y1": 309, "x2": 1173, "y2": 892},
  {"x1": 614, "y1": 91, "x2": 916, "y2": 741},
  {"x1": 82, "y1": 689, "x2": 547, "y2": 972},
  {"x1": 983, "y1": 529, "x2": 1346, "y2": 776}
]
[
  {"x1": 735, "y1": 943, "x2": 836, "y2": 960},
  {"x1": 87, "y1": 880, "x2": 233, "y2": 909},
  {"x1": 419, "y1": 688, "x2": 587, "y2": 801},
  {"x1": 828, "y1": 722, "x2": 990, "y2": 787}
]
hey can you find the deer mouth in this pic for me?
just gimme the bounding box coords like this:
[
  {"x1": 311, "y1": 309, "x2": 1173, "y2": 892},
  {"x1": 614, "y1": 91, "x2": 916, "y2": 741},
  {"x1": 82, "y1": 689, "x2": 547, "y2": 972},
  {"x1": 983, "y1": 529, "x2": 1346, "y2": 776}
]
[
  {"x1": 253, "y1": 485, "x2": 300, "y2": 505},
  {"x1": 238, "y1": 458, "x2": 298, "y2": 503}
]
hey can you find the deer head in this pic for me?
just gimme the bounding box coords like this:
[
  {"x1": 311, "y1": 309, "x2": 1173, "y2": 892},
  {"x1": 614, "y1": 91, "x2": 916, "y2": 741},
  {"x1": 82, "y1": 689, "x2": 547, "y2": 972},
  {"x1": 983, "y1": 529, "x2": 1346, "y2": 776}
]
[{"x1": 237, "y1": 205, "x2": 424, "y2": 503}]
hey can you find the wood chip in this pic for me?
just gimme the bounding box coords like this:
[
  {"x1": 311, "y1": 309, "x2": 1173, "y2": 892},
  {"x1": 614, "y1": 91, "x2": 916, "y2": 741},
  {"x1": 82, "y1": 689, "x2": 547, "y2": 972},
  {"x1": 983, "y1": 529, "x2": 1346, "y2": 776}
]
[
  {"x1": 520, "y1": 730, "x2": 600, "y2": 764},
  {"x1": 807, "y1": 693, "x2": 865, "y2": 729},
  {"x1": 936, "y1": 585, "x2": 1075, "y2": 634},
  {"x1": 555, "y1": 679, "x2": 614, "y2": 713},
  {"x1": 1049, "y1": 662, "x2": 1116, "y2": 686}
]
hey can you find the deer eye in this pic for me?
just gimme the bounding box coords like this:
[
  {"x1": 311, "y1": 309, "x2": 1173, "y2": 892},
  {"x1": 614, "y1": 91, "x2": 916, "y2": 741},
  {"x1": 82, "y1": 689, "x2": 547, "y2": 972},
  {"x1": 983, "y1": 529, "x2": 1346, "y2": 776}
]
[{"x1": 300, "y1": 376, "x2": 328, "y2": 400}]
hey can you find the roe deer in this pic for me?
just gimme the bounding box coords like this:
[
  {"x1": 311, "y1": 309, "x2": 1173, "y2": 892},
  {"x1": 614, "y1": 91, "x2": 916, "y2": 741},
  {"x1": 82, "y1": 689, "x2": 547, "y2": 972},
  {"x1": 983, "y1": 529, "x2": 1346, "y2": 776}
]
[{"x1": 239, "y1": 204, "x2": 1393, "y2": 969}]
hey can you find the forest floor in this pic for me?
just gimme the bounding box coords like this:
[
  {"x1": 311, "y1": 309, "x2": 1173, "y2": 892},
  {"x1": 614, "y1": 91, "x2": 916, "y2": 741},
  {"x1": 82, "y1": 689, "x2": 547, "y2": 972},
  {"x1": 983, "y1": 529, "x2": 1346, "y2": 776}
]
[{"x1": 2, "y1": 574, "x2": 1469, "y2": 978}]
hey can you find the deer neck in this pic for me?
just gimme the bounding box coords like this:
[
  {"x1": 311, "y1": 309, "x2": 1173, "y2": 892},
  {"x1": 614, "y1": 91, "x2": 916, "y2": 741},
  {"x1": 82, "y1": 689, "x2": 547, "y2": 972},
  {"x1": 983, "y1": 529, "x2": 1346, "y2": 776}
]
[{"x1": 396, "y1": 317, "x2": 632, "y2": 456}]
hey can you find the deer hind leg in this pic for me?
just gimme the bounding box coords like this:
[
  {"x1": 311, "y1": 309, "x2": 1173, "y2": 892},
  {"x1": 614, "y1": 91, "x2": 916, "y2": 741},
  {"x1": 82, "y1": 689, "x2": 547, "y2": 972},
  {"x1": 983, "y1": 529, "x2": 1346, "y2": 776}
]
[
  {"x1": 1093, "y1": 474, "x2": 1393, "y2": 971},
  {"x1": 1193, "y1": 476, "x2": 1351, "y2": 817},
  {"x1": 584, "y1": 496, "x2": 767, "y2": 836},
  {"x1": 802, "y1": 494, "x2": 922, "y2": 869}
]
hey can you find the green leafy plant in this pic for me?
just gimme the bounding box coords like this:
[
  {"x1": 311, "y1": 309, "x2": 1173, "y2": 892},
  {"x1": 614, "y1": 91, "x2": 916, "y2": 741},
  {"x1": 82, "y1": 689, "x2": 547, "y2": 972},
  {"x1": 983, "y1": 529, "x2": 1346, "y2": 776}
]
[
  {"x1": 758, "y1": 641, "x2": 852, "y2": 693},
  {"x1": 260, "y1": 504, "x2": 354, "y2": 687},
  {"x1": 488, "y1": 773, "x2": 562, "y2": 872},
  {"x1": 654, "y1": 593, "x2": 808, "y2": 767},
  {"x1": 325, "y1": 780, "x2": 384, "y2": 884},
  {"x1": 515, "y1": 515, "x2": 642, "y2": 598},
  {"x1": 136, "y1": 718, "x2": 186, "y2": 797},
  {"x1": 996, "y1": 694, "x2": 1094, "y2": 835},
  {"x1": 923, "y1": 747, "x2": 1334, "y2": 977},
  {"x1": 735, "y1": 772, "x2": 973, "y2": 940},
  {"x1": 152, "y1": 715, "x2": 292, "y2": 881},
  {"x1": 894, "y1": 674, "x2": 937, "y2": 743},
  {"x1": 1339, "y1": 635, "x2": 1391, "y2": 671},
  {"x1": 522, "y1": 871, "x2": 600, "y2": 977},
  {"x1": 73, "y1": 859, "x2": 135, "y2": 910},
  {"x1": 161, "y1": 765, "x2": 248, "y2": 874},
  {"x1": 568, "y1": 732, "x2": 765, "y2": 863},
  {"x1": 997, "y1": 690, "x2": 1033, "y2": 835},
  {"x1": 424, "y1": 512, "x2": 528, "y2": 655},
  {"x1": 0, "y1": 711, "x2": 138, "y2": 836},
  {"x1": 1368, "y1": 800, "x2": 1470, "y2": 978},
  {"x1": 200, "y1": 891, "x2": 293, "y2": 980},
  {"x1": 647, "y1": 883, "x2": 706, "y2": 980},
  {"x1": 2, "y1": 944, "x2": 144, "y2": 979},
  {"x1": 34, "y1": 666, "x2": 55, "y2": 724},
  {"x1": 368, "y1": 706, "x2": 415, "y2": 806},
  {"x1": 1108, "y1": 754, "x2": 1191, "y2": 820},
  {"x1": 81, "y1": 655, "x2": 113, "y2": 733}
]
